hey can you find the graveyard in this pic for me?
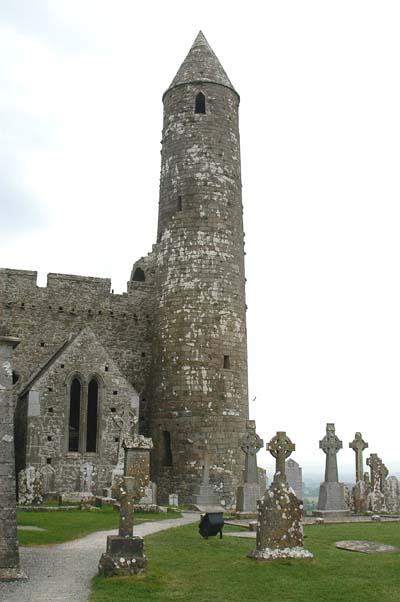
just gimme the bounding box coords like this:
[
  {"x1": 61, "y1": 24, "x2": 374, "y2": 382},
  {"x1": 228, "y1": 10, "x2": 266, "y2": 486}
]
[{"x1": 1, "y1": 18, "x2": 400, "y2": 602}]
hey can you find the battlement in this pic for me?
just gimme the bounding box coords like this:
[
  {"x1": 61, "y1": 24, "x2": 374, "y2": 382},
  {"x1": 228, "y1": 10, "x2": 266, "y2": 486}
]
[
  {"x1": 47, "y1": 273, "x2": 112, "y2": 295},
  {"x1": 0, "y1": 268, "x2": 38, "y2": 291}
]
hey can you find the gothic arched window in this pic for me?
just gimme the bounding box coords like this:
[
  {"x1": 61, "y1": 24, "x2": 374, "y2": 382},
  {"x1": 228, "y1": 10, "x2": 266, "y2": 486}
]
[
  {"x1": 195, "y1": 92, "x2": 206, "y2": 114},
  {"x1": 86, "y1": 379, "x2": 99, "y2": 452},
  {"x1": 68, "y1": 378, "x2": 81, "y2": 452}
]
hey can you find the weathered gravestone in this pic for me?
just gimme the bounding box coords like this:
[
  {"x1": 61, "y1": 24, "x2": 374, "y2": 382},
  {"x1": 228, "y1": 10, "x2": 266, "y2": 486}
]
[
  {"x1": 193, "y1": 447, "x2": 222, "y2": 511},
  {"x1": 40, "y1": 464, "x2": 56, "y2": 498},
  {"x1": 285, "y1": 458, "x2": 303, "y2": 499},
  {"x1": 236, "y1": 420, "x2": 263, "y2": 517},
  {"x1": 384, "y1": 476, "x2": 400, "y2": 514},
  {"x1": 248, "y1": 431, "x2": 313, "y2": 560},
  {"x1": 366, "y1": 454, "x2": 387, "y2": 513},
  {"x1": 349, "y1": 432, "x2": 369, "y2": 513},
  {"x1": 18, "y1": 466, "x2": 43, "y2": 505},
  {"x1": 98, "y1": 434, "x2": 153, "y2": 577},
  {"x1": 314, "y1": 423, "x2": 350, "y2": 518},
  {"x1": 0, "y1": 334, "x2": 26, "y2": 581}
]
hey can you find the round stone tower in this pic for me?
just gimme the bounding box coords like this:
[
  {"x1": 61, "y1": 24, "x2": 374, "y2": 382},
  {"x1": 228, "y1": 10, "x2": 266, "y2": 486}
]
[{"x1": 150, "y1": 32, "x2": 249, "y2": 507}]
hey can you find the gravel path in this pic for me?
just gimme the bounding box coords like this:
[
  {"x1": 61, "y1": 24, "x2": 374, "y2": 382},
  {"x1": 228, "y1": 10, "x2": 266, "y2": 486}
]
[{"x1": 0, "y1": 512, "x2": 199, "y2": 602}]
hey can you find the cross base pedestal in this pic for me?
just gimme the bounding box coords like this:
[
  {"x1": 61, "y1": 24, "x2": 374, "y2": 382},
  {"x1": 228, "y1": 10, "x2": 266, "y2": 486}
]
[{"x1": 98, "y1": 535, "x2": 147, "y2": 577}]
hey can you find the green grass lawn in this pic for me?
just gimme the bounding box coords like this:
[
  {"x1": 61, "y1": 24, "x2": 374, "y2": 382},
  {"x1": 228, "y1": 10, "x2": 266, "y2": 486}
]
[
  {"x1": 17, "y1": 506, "x2": 181, "y2": 546},
  {"x1": 91, "y1": 522, "x2": 400, "y2": 602}
]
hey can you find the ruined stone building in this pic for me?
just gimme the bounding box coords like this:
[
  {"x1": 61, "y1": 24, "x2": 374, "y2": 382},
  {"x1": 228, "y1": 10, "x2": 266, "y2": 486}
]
[{"x1": 0, "y1": 32, "x2": 250, "y2": 507}]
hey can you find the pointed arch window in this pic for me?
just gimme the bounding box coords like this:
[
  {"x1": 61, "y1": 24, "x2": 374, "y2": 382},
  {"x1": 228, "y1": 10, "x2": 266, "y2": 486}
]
[
  {"x1": 195, "y1": 92, "x2": 206, "y2": 114},
  {"x1": 132, "y1": 267, "x2": 145, "y2": 282},
  {"x1": 86, "y1": 379, "x2": 99, "y2": 452},
  {"x1": 68, "y1": 378, "x2": 81, "y2": 452}
]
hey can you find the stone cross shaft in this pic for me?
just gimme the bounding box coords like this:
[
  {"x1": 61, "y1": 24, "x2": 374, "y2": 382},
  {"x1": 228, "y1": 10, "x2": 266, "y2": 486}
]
[
  {"x1": 113, "y1": 406, "x2": 138, "y2": 465},
  {"x1": 118, "y1": 477, "x2": 135, "y2": 538},
  {"x1": 366, "y1": 453, "x2": 383, "y2": 490},
  {"x1": 320, "y1": 423, "x2": 342, "y2": 483},
  {"x1": 240, "y1": 421, "x2": 263, "y2": 484},
  {"x1": 349, "y1": 432, "x2": 368, "y2": 482},
  {"x1": 267, "y1": 431, "x2": 295, "y2": 484}
]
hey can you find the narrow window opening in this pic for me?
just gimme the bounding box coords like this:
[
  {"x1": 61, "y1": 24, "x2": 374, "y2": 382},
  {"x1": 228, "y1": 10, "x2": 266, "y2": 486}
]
[
  {"x1": 46, "y1": 458, "x2": 52, "y2": 464},
  {"x1": 48, "y1": 407, "x2": 54, "y2": 414},
  {"x1": 161, "y1": 430, "x2": 173, "y2": 466},
  {"x1": 105, "y1": 366, "x2": 109, "y2": 372},
  {"x1": 86, "y1": 379, "x2": 98, "y2": 453},
  {"x1": 223, "y1": 355, "x2": 230, "y2": 369},
  {"x1": 177, "y1": 195, "x2": 182, "y2": 211},
  {"x1": 12, "y1": 371, "x2": 19, "y2": 384},
  {"x1": 68, "y1": 378, "x2": 81, "y2": 452},
  {"x1": 111, "y1": 407, "x2": 116, "y2": 413},
  {"x1": 195, "y1": 92, "x2": 206, "y2": 114},
  {"x1": 132, "y1": 267, "x2": 145, "y2": 282},
  {"x1": 113, "y1": 390, "x2": 118, "y2": 395},
  {"x1": 47, "y1": 436, "x2": 52, "y2": 442}
]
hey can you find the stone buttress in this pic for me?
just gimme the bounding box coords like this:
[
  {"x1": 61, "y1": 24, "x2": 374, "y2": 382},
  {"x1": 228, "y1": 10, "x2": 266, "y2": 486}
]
[{"x1": 150, "y1": 32, "x2": 249, "y2": 506}]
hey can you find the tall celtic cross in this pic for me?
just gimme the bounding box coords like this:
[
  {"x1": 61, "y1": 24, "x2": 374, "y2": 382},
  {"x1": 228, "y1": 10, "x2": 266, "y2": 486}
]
[
  {"x1": 240, "y1": 421, "x2": 263, "y2": 484},
  {"x1": 320, "y1": 423, "x2": 342, "y2": 483},
  {"x1": 349, "y1": 432, "x2": 368, "y2": 482},
  {"x1": 267, "y1": 431, "x2": 295, "y2": 484}
]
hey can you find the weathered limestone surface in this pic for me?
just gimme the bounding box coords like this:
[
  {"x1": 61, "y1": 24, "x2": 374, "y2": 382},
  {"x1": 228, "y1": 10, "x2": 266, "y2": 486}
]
[
  {"x1": 0, "y1": 334, "x2": 26, "y2": 581},
  {"x1": 349, "y1": 432, "x2": 368, "y2": 483},
  {"x1": 315, "y1": 424, "x2": 350, "y2": 518},
  {"x1": 352, "y1": 480, "x2": 369, "y2": 513},
  {"x1": 249, "y1": 432, "x2": 313, "y2": 561}
]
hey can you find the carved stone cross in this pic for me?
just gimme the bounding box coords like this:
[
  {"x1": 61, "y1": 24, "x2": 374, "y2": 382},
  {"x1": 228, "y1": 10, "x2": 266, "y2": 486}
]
[
  {"x1": 366, "y1": 453, "x2": 383, "y2": 490},
  {"x1": 349, "y1": 432, "x2": 368, "y2": 482},
  {"x1": 240, "y1": 420, "x2": 263, "y2": 484},
  {"x1": 267, "y1": 431, "x2": 295, "y2": 484},
  {"x1": 320, "y1": 423, "x2": 342, "y2": 483},
  {"x1": 112, "y1": 406, "x2": 138, "y2": 465}
]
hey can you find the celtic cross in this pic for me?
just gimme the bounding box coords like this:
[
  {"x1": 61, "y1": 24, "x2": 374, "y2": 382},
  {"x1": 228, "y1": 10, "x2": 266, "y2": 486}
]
[
  {"x1": 267, "y1": 431, "x2": 295, "y2": 484},
  {"x1": 240, "y1": 420, "x2": 263, "y2": 484},
  {"x1": 349, "y1": 432, "x2": 368, "y2": 482},
  {"x1": 320, "y1": 423, "x2": 342, "y2": 483}
]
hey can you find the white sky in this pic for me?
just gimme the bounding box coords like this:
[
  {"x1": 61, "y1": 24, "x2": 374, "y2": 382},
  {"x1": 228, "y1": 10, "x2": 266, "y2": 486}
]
[{"x1": 1, "y1": 1, "x2": 400, "y2": 479}]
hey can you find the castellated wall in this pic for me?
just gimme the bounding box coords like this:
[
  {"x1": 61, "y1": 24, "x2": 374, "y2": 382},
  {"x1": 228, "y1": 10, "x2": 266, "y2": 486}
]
[
  {"x1": 150, "y1": 80, "x2": 249, "y2": 507},
  {"x1": 0, "y1": 254, "x2": 155, "y2": 490}
]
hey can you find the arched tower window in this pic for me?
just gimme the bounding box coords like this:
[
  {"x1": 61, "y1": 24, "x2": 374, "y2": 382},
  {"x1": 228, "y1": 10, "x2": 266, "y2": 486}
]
[
  {"x1": 195, "y1": 92, "x2": 206, "y2": 114},
  {"x1": 86, "y1": 379, "x2": 99, "y2": 452},
  {"x1": 161, "y1": 430, "x2": 173, "y2": 466},
  {"x1": 132, "y1": 267, "x2": 145, "y2": 282},
  {"x1": 68, "y1": 378, "x2": 81, "y2": 452}
]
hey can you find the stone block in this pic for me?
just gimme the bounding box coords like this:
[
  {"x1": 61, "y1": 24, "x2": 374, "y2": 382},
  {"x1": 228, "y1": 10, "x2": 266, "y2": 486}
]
[
  {"x1": 315, "y1": 482, "x2": 350, "y2": 517},
  {"x1": 236, "y1": 482, "x2": 261, "y2": 513}
]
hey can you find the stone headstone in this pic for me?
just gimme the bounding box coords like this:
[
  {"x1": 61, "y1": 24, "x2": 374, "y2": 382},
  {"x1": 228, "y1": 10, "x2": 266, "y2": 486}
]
[
  {"x1": 248, "y1": 432, "x2": 313, "y2": 561},
  {"x1": 0, "y1": 334, "x2": 26, "y2": 581},
  {"x1": 18, "y1": 466, "x2": 43, "y2": 505},
  {"x1": 384, "y1": 476, "x2": 400, "y2": 514},
  {"x1": 192, "y1": 448, "x2": 222, "y2": 511},
  {"x1": 366, "y1": 454, "x2": 387, "y2": 513},
  {"x1": 314, "y1": 423, "x2": 350, "y2": 518},
  {"x1": 80, "y1": 461, "x2": 96, "y2": 494},
  {"x1": 123, "y1": 434, "x2": 153, "y2": 501},
  {"x1": 352, "y1": 479, "x2": 369, "y2": 513},
  {"x1": 169, "y1": 493, "x2": 179, "y2": 506},
  {"x1": 236, "y1": 421, "x2": 263, "y2": 516},
  {"x1": 285, "y1": 458, "x2": 303, "y2": 499},
  {"x1": 40, "y1": 464, "x2": 56, "y2": 496},
  {"x1": 139, "y1": 481, "x2": 157, "y2": 506}
]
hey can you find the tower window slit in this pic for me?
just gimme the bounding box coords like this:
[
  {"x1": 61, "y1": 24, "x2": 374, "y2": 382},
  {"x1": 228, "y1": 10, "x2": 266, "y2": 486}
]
[
  {"x1": 223, "y1": 355, "x2": 230, "y2": 369},
  {"x1": 195, "y1": 92, "x2": 206, "y2": 114},
  {"x1": 177, "y1": 195, "x2": 182, "y2": 211},
  {"x1": 161, "y1": 430, "x2": 173, "y2": 466}
]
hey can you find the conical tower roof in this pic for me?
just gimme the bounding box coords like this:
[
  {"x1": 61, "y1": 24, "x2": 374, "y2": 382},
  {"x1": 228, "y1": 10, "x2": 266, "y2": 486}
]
[{"x1": 165, "y1": 31, "x2": 237, "y2": 97}]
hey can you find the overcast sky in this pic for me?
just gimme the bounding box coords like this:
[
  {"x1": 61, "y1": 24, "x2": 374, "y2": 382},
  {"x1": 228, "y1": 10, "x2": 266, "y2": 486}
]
[{"x1": 1, "y1": 1, "x2": 400, "y2": 478}]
